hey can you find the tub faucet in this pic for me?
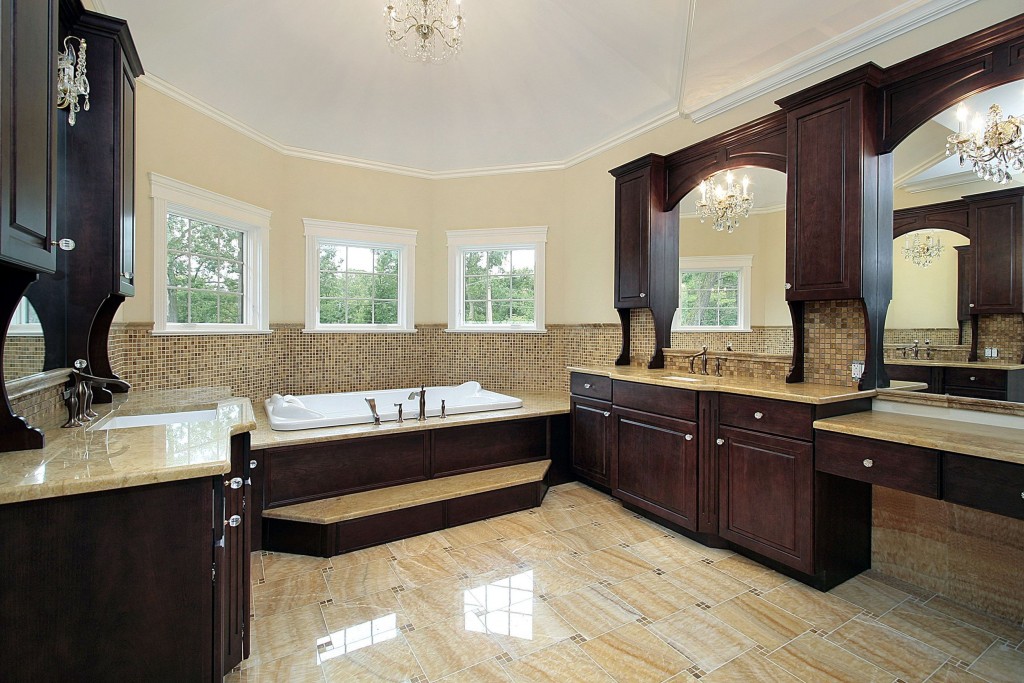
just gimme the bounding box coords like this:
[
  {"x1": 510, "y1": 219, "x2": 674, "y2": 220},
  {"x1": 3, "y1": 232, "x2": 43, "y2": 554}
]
[
  {"x1": 417, "y1": 385, "x2": 426, "y2": 421},
  {"x1": 364, "y1": 398, "x2": 381, "y2": 425},
  {"x1": 900, "y1": 340, "x2": 920, "y2": 359},
  {"x1": 923, "y1": 339, "x2": 933, "y2": 360},
  {"x1": 687, "y1": 346, "x2": 709, "y2": 375},
  {"x1": 393, "y1": 403, "x2": 404, "y2": 423}
]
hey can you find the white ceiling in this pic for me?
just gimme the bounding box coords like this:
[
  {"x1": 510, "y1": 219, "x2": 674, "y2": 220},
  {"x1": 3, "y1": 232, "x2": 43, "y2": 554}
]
[{"x1": 94, "y1": 0, "x2": 986, "y2": 177}]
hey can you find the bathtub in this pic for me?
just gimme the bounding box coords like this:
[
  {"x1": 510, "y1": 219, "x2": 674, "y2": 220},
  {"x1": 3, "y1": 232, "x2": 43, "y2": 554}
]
[{"x1": 264, "y1": 381, "x2": 523, "y2": 431}]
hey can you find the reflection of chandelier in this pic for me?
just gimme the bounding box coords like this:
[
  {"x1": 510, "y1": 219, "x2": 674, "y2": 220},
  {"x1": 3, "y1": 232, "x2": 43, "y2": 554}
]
[
  {"x1": 696, "y1": 171, "x2": 752, "y2": 233},
  {"x1": 946, "y1": 103, "x2": 1024, "y2": 183},
  {"x1": 902, "y1": 231, "x2": 944, "y2": 268},
  {"x1": 56, "y1": 36, "x2": 90, "y2": 126},
  {"x1": 384, "y1": 0, "x2": 464, "y2": 63}
]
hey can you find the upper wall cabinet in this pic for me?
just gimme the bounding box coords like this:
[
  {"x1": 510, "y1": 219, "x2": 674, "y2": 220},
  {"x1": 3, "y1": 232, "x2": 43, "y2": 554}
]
[
  {"x1": 778, "y1": 66, "x2": 890, "y2": 302},
  {"x1": 964, "y1": 187, "x2": 1024, "y2": 315},
  {"x1": 0, "y1": 0, "x2": 58, "y2": 273}
]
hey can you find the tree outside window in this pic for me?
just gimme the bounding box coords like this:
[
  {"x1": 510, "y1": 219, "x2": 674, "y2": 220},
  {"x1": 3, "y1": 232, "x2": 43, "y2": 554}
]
[
  {"x1": 166, "y1": 213, "x2": 245, "y2": 324},
  {"x1": 317, "y1": 243, "x2": 401, "y2": 325},
  {"x1": 462, "y1": 248, "x2": 536, "y2": 326}
]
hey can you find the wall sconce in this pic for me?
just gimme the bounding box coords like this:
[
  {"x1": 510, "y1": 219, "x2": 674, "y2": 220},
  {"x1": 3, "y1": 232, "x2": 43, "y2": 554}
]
[{"x1": 57, "y1": 36, "x2": 90, "y2": 126}]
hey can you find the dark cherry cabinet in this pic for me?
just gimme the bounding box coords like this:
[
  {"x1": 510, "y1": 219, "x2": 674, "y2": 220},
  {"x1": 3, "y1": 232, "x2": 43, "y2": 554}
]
[
  {"x1": 955, "y1": 245, "x2": 973, "y2": 325},
  {"x1": 964, "y1": 188, "x2": 1024, "y2": 315},
  {"x1": 611, "y1": 405, "x2": 697, "y2": 530},
  {"x1": 0, "y1": 0, "x2": 58, "y2": 272},
  {"x1": 570, "y1": 396, "x2": 612, "y2": 487},
  {"x1": 217, "y1": 433, "x2": 252, "y2": 674},
  {"x1": 717, "y1": 426, "x2": 813, "y2": 573}
]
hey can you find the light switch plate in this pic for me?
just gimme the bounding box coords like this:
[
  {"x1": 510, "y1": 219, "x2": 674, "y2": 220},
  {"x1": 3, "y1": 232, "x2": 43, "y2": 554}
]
[{"x1": 851, "y1": 361, "x2": 864, "y2": 380}]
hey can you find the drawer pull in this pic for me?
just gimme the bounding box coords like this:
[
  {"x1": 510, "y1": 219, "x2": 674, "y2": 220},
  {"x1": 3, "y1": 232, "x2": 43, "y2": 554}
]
[
  {"x1": 863, "y1": 459, "x2": 873, "y2": 468},
  {"x1": 754, "y1": 411, "x2": 763, "y2": 420},
  {"x1": 603, "y1": 411, "x2": 610, "y2": 417},
  {"x1": 226, "y1": 515, "x2": 242, "y2": 528},
  {"x1": 716, "y1": 438, "x2": 725, "y2": 446},
  {"x1": 684, "y1": 434, "x2": 693, "y2": 441},
  {"x1": 249, "y1": 459, "x2": 258, "y2": 469},
  {"x1": 969, "y1": 303, "x2": 975, "y2": 308},
  {"x1": 227, "y1": 477, "x2": 243, "y2": 490},
  {"x1": 584, "y1": 383, "x2": 592, "y2": 389},
  {"x1": 639, "y1": 292, "x2": 646, "y2": 298}
]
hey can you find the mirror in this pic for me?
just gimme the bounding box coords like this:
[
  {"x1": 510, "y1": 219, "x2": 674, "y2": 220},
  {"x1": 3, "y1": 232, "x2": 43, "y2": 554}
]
[
  {"x1": 674, "y1": 167, "x2": 790, "y2": 356},
  {"x1": 3, "y1": 298, "x2": 45, "y2": 382},
  {"x1": 2, "y1": 257, "x2": 70, "y2": 389},
  {"x1": 889, "y1": 80, "x2": 1024, "y2": 399}
]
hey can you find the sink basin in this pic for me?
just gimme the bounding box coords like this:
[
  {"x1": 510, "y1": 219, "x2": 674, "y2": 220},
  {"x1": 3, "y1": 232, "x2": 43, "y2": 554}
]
[
  {"x1": 664, "y1": 376, "x2": 704, "y2": 383},
  {"x1": 90, "y1": 409, "x2": 218, "y2": 430}
]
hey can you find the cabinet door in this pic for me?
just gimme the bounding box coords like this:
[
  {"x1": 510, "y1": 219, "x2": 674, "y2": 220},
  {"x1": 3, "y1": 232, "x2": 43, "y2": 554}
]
[
  {"x1": 570, "y1": 396, "x2": 611, "y2": 487},
  {"x1": 218, "y1": 433, "x2": 251, "y2": 675},
  {"x1": 969, "y1": 193, "x2": 1022, "y2": 314},
  {"x1": 718, "y1": 426, "x2": 813, "y2": 573},
  {"x1": 611, "y1": 406, "x2": 697, "y2": 531},
  {"x1": 614, "y1": 168, "x2": 651, "y2": 308},
  {"x1": 117, "y1": 61, "x2": 136, "y2": 296},
  {"x1": 955, "y1": 245, "x2": 972, "y2": 322},
  {"x1": 0, "y1": 0, "x2": 57, "y2": 272}
]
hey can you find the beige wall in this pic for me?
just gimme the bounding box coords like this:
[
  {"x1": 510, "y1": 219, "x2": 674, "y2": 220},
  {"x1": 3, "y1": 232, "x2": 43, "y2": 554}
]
[
  {"x1": 121, "y1": 0, "x2": 1023, "y2": 328},
  {"x1": 888, "y1": 228, "x2": 969, "y2": 329}
]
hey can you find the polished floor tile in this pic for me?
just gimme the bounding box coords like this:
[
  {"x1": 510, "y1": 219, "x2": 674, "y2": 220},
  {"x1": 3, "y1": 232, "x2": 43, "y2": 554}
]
[{"x1": 238, "y1": 483, "x2": 1020, "y2": 682}]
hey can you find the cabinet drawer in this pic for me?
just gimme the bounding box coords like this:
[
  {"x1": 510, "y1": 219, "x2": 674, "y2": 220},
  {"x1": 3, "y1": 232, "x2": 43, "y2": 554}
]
[
  {"x1": 612, "y1": 380, "x2": 696, "y2": 421},
  {"x1": 571, "y1": 373, "x2": 613, "y2": 401},
  {"x1": 943, "y1": 453, "x2": 1024, "y2": 521},
  {"x1": 719, "y1": 394, "x2": 813, "y2": 441},
  {"x1": 815, "y1": 431, "x2": 939, "y2": 498},
  {"x1": 944, "y1": 367, "x2": 1006, "y2": 390},
  {"x1": 943, "y1": 386, "x2": 1007, "y2": 401}
]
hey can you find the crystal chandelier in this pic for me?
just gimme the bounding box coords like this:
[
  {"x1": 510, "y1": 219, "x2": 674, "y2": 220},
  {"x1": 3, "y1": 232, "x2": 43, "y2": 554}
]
[
  {"x1": 696, "y1": 171, "x2": 752, "y2": 233},
  {"x1": 56, "y1": 35, "x2": 90, "y2": 126},
  {"x1": 384, "y1": 0, "x2": 464, "y2": 63},
  {"x1": 945, "y1": 102, "x2": 1024, "y2": 183},
  {"x1": 902, "y1": 231, "x2": 944, "y2": 268}
]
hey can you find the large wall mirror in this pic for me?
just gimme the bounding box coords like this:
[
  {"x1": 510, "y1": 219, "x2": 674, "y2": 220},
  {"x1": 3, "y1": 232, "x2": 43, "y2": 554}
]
[
  {"x1": 3, "y1": 263, "x2": 69, "y2": 390},
  {"x1": 673, "y1": 168, "x2": 791, "y2": 356},
  {"x1": 888, "y1": 79, "x2": 1024, "y2": 401}
]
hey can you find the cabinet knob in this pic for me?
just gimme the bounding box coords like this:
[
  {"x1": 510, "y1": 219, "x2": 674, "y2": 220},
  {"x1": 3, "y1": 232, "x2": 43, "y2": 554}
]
[
  {"x1": 603, "y1": 411, "x2": 610, "y2": 417},
  {"x1": 584, "y1": 383, "x2": 592, "y2": 389},
  {"x1": 227, "y1": 477, "x2": 243, "y2": 490},
  {"x1": 863, "y1": 459, "x2": 873, "y2": 468},
  {"x1": 52, "y1": 238, "x2": 76, "y2": 251},
  {"x1": 684, "y1": 434, "x2": 693, "y2": 441},
  {"x1": 249, "y1": 459, "x2": 258, "y2": 469},
  {"x1": 970, "y1": 376, "x2": 977, "y2": 381},
  {"x1": 784, "y1": 283, "x2": 792, "y2": 290},
  {"x1": 716, "y1": 438, "x2": 725, "y2": 446},
  {"x1": 754, "y1": 411, "x2": 763, "y2": 420},
  {"x1": 226, "y1": 514, "x2": 242, "y2": 528},
  {"x1": 639, "y1": 292, "x2": 646, "y2": 298},
  {"x1": 121, "y1": 271, "x2": 133, "y2": 279},
  {"x1": 969, "y1": 303, "x2": 975, "y2": 308}
]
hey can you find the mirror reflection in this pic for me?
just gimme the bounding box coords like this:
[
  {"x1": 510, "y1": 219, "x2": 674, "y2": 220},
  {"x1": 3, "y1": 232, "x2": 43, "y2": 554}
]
[
  {"x1": 3, "y1": 298, "x2": 44, "y2": 382},
  {"x1": 675, "y1": 167, "x2": 791, "y2": 358},
  {"x1": 889, "y1": 80, "x2": 1024, "y2": 401}
]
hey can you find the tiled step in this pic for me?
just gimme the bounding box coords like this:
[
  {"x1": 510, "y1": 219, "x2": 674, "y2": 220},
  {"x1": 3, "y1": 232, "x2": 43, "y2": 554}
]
[{"x1": 261, "y1": 461, "x2": 551, "y2": 557}]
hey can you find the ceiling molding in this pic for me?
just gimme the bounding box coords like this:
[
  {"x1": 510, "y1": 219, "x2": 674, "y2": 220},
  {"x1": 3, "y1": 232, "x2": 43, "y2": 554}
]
[
  {"x1": 676, "y1": 1, "x2": 697, "y2": 116},
  {"x1": 901, "y1": 169, "x2": 984, "y2": 193},
  {"x1": 141, "y1": 74, "x2": 682, "y2": 180},
  {"x1": 894, "y1": 148, "x2": 949, "y2": 186},
  {"x1": 684, "y1": 0, "x2": 979, "y2": 123}
]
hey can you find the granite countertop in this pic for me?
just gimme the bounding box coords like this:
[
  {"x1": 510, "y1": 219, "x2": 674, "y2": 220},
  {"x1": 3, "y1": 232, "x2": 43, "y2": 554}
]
[
  {"x1": 884, "y1": 359, "x2": 1024, "y2": 370},
  {"x1": 814, "y1": 409, "x2": 1024, "y2": 466},
  {"x1": 0, "y1": 388, "x2": 256, "y2": 506},
  {"x1": 568, "y1": 365, "x2": 880, "y2": 405},
  {"x1": 250, "y1": 391, "x2": 570, "y2": 450}
]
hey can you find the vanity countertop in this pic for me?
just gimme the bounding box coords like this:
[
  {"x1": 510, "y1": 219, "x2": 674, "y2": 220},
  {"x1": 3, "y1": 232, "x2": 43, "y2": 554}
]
[
  {"x1": 250, "y1": 391, "x2": 570, "y2": 450},
  {"x1": 568, "y1": 365, "x2": 896, "y2": 405},
  {"x1": 884, "y1": 359, "x2": 1024, "y2": 370},
  {"x1": 814, "y1": 409, "x2": 1024, "y2": 466},
  {"x1": 0, "y1": 388, "x2": 256, "y2": 506}
]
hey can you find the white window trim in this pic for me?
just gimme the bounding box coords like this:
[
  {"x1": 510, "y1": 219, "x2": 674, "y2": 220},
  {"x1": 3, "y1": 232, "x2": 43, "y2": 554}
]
[
  {"x1": 150, "y1": 174, "x2": 272, "y2": 335},
  {"x1": 446, "y1": 226, "x2": 547, "y2": 334},
  {"x1": 302, "y1": 219, "x2": 417, "y2": 334},
  {"x1": 673, "y1": 254, "x2": 753, "y2": 333},
  {"x1": 8, "y1": 299, "x2": 42, "y2": 336}
]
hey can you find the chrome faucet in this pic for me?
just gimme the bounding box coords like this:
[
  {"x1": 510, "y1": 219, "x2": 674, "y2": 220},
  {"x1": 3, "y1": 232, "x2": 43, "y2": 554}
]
[
  {"x1": 923, "y1": 339, "x2": 933, "y2": 360},
  {"x1": 393, "y1": 402, "x2": 404, "y2": 423},
  {"x1": 900, "y1": 340, "x2": 920, "y2": 359},
  {"x1": 416, "y1": 385, "x2": 426, "y2": 421},
  {"x1": 687, "y1": 346, "x2": 709, "y2": 375},
  {"x1": 364, "y1": 398, "x2": 381, "y2": 425},
  {"x1": 63, "y1": 360, "x2": 132, "y2": 428}
]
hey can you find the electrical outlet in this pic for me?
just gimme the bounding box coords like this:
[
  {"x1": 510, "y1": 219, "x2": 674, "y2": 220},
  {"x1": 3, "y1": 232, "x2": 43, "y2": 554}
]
[
  {"x1": 851, "y1": 361, "x2": 864, "y2": 380},
  {"x1": 992, "y1": 347, "x2": 1000, "y2": 358}
]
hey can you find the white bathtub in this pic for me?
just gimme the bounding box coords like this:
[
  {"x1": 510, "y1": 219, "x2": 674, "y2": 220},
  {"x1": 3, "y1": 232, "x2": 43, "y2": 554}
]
[{"x1": 264, "y1": 381, "x2": 523, "y2": 431}]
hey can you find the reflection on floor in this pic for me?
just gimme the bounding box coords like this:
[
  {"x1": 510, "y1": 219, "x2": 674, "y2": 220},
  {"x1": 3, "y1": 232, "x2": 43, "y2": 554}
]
[{"x1": 234, "y1": 482, "x2": 1024, "y2": 682}]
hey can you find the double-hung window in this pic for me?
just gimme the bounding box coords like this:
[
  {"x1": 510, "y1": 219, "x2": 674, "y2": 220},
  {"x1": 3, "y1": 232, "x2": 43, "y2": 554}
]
[
  {"x1": 150, "y1": 174, "x2": 271, "y2": 334},
  {"x1": 673, "y1": 255, "x2": 752, "y2": 332},
  {"x1": 447, "y1": 227, "x2": 547, "y2": 333},
  {"x1": 303, "y1": 220, "x2": 417, "y2": 333}
]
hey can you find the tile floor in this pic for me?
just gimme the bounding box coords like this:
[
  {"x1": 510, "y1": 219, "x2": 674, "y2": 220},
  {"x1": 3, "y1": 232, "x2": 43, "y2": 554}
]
[{"x1": 233, "y1": 482, "x2": 1024, "y2": 682}]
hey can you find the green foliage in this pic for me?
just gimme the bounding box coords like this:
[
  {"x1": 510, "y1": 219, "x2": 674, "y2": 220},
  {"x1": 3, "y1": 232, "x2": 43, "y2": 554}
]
[
  {"x1": 317, "y1": 242, "x2": 401, "y2": 325},
  {"x1": 461, "y1": 248, "x2": 536, "y2": 326},
  {"x1": 166, "y1": 213, "x2": 246, "y2": 324},
  {"x1": 679, "y1": 269, "x2": 740, "y2": 328}
]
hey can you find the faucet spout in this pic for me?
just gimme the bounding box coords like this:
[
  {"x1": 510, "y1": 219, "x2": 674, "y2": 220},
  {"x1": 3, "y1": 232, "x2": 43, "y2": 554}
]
[
  {"x1": 365, "y1": 398, "x2": 381, "y2": 426},
  {"x1": 417, "y1": 385, "x2": 426, "y2": 421},
  {"x1": 686, "y1": 346, "x2": 710, "y2": 375}
]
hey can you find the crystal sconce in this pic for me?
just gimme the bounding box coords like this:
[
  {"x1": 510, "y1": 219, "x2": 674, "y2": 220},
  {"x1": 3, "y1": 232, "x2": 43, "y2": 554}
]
[{"x1": 57, "y1": 36, "x2": 90, "y2": 126}]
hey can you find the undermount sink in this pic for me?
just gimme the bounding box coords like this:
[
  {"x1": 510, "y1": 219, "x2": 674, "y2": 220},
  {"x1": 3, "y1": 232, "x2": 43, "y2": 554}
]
[
  {"x1": 90, "y1": 409, "x2": 218, "y2": 431},
  {"x1": 663, "y1": 376, "x2": 704, "y2": 383}
]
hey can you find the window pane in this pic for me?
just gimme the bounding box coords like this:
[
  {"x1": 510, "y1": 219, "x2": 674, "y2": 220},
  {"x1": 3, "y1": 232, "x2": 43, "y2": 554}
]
[
  {"x1": 465, "y1": 276, "x2": 488, "y2": 301},
  {"x1": 348, "y1": 246, "x2": 374, "y2": 272},
  {"x1": 511, "y1": 275, "x2": 534, "y2": 298},
  {"x1": 347, "y1": 300, "x2": 373, "y2": 324},
  {"x1": 510, "y1": 249, "x2": 535, "y2": 273},
  {"x1": 374, "y1": 249, "x2": 399, "y2": 274},
  {"x1": 315, "y1": 240, "x2": 404, "y2": 327},
  {"x1": 320, "y1": 299, "x2": 346, "y2": 325},
  {"x1": 190, "y1": 290, "x2": 219, "y2": 324},
  {"x1": 374, "y1": 274, "x2": 399, "y2": 300},
  {"x1": 491, "y1": 302, "x2": 512, "y2": 324},
  {"x1": 347, "y1": 273, "x2": 374, "y2": 299},
  {"x1": 167, "y1": 289, "x2": 186, "y2": 323},
  {"x1": 488, "y1": 251, "x2": 511, "y2": 276},
  {"x1": 166, "y1": 215, "x2": 248, "y2": 325},
  {"x1": 511, "y1": 301, "x2": 534, "y2": 323},
  {"x1": 168, "y1": 255, "x2": 192, "y2": 288},
  {"x1": 320, "y1": 244, "x2": 346, "y2": 272},
  {"x1": 459, "y1": 246, "x2": 538, "y2": 328},
  {"x1": 218, "y1": 295, "x2": 242, "y2": 324},
  {"x1": 320, "y1": 271, "x2": 346, "y2": 298},
  {"x1": 465, "y1": 301, "x2": 487, "y2": 323},
  {"x1": 719, "y1": 307, "x2": 739, "y2": 326},
  {"x1": 373, "y1": 301, "x2": 398, "y2": 325},
  {"x1": 464, "y1": 250, "x2": 487, "y2": 275},
  {"x1": 678, "y1": 266, "x2": 742, "y2": 329},
  {"x1": 490, "y1": 277, "x2": 512, "y2": 300}
]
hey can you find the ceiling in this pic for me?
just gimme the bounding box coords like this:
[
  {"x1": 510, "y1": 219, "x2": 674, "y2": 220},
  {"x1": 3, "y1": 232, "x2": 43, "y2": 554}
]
[{"x1": 94, "y1": 0, "x2": 987, "y2": 177}]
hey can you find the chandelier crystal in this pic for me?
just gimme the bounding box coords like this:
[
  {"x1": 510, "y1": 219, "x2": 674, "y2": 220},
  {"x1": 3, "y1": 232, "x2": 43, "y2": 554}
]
[
  {"x1": 902, "y1": 231, "x2": 944, "y2": 268},
  {"x1": 945, "y1": 102, "x2": 1024, "y2": 183},
  {"x1": 56, "y1": 35, "x2": 90, "y2": 126},
  {"x1": 696, "y1": 171, "x2": 753, "y2": 233},
  {"x1": 385, "y1": 0, "x2": 464, "y2": 63}
]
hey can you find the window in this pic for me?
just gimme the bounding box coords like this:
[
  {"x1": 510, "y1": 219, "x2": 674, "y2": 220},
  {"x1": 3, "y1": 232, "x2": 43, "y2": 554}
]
[
  {"x1": 151, "y1": 174, "x2": 271, "y2": 335},
  {"x1": 673, "y1": 255, "x2": 752, "y2": 332},
  {"x1": 303, "y1": 220, "x2": 417, "y2": 333},
  {"x1": 8, "y1": 298, "x2": 41, "y2": 335},
  {"x1": 447, "y1": 227, "x2": 547, "y2": 333}
]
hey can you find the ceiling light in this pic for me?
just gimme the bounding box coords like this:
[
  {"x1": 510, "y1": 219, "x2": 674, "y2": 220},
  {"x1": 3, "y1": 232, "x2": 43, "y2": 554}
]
[
  {"x1": 696, "y1": 171, "x2": 752, "y2": 233},
  {"x1": 385, "y1": 0, "x2": 464, "y2": 63},
  {"x1": 946, "y1": 102, "x2": 1024, "y2": 183},
  {"x1": 56, "y1": 36, "x2": 90, "y2": 126},
  {"x1": 902, "y1": 231, "x2": 944, "y2": 268}
]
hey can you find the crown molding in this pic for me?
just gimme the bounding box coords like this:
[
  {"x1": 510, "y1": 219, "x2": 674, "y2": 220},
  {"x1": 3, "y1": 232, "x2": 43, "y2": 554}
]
[
  {"x1": 684, "y1": 0, "x2": 979, "y2": 123},
  {"x1": 676, "y1": 1, "x2": 697, "y2": 115},
  {"x1": 901, "y1": 170, "x2": 984, "y2": 193},
  {"x1": 894, "y1": 148, "x2": 949, "y2": 186}
]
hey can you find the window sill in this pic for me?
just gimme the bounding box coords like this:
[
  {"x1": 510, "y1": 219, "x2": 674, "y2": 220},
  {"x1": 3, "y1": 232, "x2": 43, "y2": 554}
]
[
  {"x1": 151, "y1": 327, "x2": 274, "y2": 336},
  {"x1": 445, "y1": 326, "x2": 547, "y2": 334},
  {"x1": 673, "y1": 327, "x2": 752, "y2": 333},
  {"x1": 302, "y1": 326, "x2": 417, "y2": 334}
]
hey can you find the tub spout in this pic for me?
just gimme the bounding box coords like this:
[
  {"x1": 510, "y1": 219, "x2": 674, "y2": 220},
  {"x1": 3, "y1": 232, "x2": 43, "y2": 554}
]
[{"x1": 365, "y1": 398, "x2": 381, "y2": 426}]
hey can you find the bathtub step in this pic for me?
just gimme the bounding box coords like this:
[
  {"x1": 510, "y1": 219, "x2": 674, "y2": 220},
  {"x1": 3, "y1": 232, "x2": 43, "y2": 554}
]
[{"x1": 262, "y1": 460, "x2": 550, "y2": 557}]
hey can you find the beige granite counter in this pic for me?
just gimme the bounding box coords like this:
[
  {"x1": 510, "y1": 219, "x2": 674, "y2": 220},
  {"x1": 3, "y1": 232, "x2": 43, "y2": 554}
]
[
  {"x1": 0, "y1": 388, "x2": 256, "y2": 505},
  {"x1": 568, "y1": 365, "x2": 878, "y2": 405},
  {"x1": 250, "y1": 391, "x2": 570, "y2": 450},
  {"x1": 814, "y1": 410, "x2": 1024, "y2": 466},
  {"x1": 885, "y1": 359, "x2": 1024, "y2": 370}
]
